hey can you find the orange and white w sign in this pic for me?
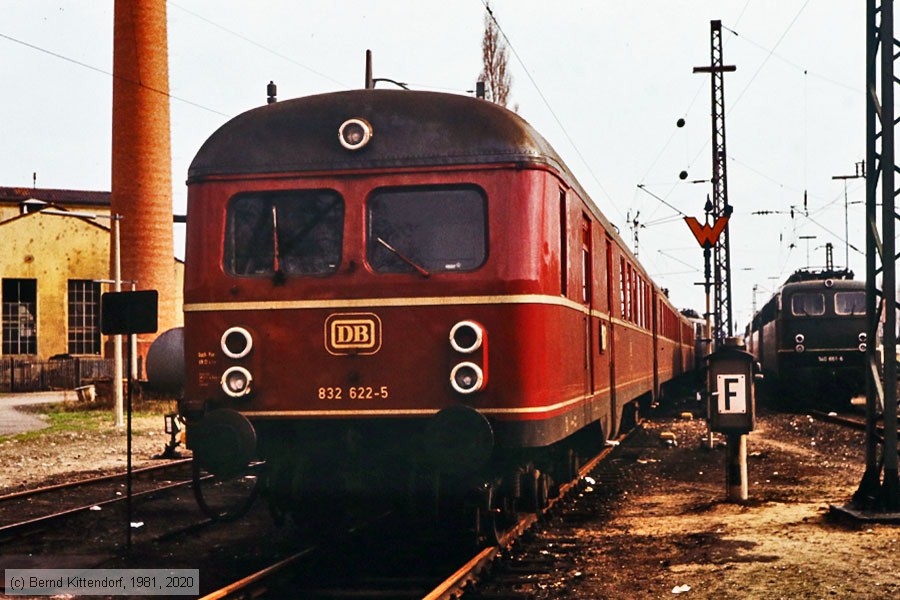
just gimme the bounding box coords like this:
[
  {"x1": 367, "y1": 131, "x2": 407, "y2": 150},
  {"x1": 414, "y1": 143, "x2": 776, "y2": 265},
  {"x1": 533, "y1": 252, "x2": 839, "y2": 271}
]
[{"x1": 684, "y1": 216, "x2": 729, "y2": 249}]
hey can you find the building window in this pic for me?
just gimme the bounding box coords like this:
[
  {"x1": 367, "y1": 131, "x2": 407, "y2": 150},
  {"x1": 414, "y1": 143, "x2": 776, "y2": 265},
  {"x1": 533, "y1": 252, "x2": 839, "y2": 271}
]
[
  {"x1": 68, "y1": 280, "x2": 101, "y2": 355},
  {"x1": 2, "y1": 279, "x2": 37, "y2": 355}
]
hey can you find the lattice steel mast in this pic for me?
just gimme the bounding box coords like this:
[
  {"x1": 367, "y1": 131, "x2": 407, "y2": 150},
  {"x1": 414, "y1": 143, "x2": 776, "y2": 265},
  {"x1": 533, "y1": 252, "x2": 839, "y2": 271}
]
[
  {"x1": 854, "y1": 0, "x2": 900, "y2": 511},
  {"x1": 694, "y1": 20, "x2": 736, "y2": 343}
]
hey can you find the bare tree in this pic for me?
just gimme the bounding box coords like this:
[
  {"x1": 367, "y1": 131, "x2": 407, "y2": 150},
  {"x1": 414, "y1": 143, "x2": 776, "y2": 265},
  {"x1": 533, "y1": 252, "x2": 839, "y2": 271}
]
[{"x1": 479, "y1": 2, "x2": 512, "y2": 107}]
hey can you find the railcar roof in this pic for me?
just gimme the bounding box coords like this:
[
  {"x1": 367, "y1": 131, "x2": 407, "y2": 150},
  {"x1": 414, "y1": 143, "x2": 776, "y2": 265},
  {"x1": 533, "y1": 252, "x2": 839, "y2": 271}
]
[
  {"x1": 187, "y1": 88, "x2": 680, "y2": 311},
  {"x1": 781, "y1": 278, "x2": 864, "y2": 293},
  {"x1": 189, "y1": 89, "x2": 568, "y2": 180}
]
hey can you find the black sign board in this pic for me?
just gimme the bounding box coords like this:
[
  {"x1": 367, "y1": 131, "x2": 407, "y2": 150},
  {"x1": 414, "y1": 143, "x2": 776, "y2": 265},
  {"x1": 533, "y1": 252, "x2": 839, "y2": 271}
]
[{"x1": 101, "y1": 290, "x2": 159, "y2": 335}]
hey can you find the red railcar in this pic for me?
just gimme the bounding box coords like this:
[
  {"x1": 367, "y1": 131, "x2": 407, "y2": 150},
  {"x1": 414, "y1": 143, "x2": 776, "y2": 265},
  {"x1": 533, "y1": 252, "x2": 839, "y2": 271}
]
[{"x1": 181, "y1": 89, "x2": 695, "y2": 526}]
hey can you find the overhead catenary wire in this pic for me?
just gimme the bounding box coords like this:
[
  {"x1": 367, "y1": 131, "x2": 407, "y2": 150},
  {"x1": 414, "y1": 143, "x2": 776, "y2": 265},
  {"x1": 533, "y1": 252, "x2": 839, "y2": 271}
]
[
  {"x1": 0, "y1": 31, "x2": 230, "y2": 117},
  {"x1": 679, "y1": 5, "x2": 814, "y2": 192},
  {"x1": 722, "y1": 23, "x2": 858, "y2": 94},
  {"x1": 636, "y1": 184, "x2": 687, "y2": 217},
  {"x1": 168, "y1": 1, "x2": 349, "y2": 89},
  {"x1": 658, "y1": 249, "x2": 701, "y2": 272},
  {"x1": 637, "y1": 0, "x2": 754, "y2": 199},
  {"x1": 478, "y1": 0, "x2": 623, "y2": 223},
  {"x1": 726, "y1": 0, "x2": 811, "y2": 112},
  {"x1": 634, "y1": 6, "x2": 816, "y2": 291}
]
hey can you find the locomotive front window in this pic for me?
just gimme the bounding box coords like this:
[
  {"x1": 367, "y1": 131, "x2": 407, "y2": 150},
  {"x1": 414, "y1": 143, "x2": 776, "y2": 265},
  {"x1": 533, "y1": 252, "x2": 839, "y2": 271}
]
[
  {"x1": 835, "y1": 291, "x2": 865, "y2": 315},
  {"x1": 224, "y1": 190, "x2": 344, "y2": 277},
  {"x1": 366, "y1": 186, "x2": 487, "y2": 273},
  {"x1": 790, "y1": 292, "x2": 825, "y2": 316}
]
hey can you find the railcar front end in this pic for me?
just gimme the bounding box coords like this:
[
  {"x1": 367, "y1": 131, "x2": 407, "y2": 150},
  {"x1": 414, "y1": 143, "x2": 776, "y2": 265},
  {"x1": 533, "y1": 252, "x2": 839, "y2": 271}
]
[{"x1": 179, "y1": 89, "x2": 696, "y2": 529}]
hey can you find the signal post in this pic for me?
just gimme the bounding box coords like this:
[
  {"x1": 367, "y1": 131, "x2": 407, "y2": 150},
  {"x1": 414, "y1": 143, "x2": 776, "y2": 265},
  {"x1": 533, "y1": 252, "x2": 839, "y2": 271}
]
[
  {"x1": 685, "y1": 213, "x2": 758, "y2": 501},
  {"x1": 707, "y1": 338, "x2": 758, "y2": 501}
]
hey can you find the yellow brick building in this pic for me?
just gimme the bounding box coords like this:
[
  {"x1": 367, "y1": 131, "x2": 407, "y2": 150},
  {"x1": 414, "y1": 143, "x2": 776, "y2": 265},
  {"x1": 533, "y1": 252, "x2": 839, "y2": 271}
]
[{"x1": 0, "y1": 187, "x2": 183, "y2": 366}]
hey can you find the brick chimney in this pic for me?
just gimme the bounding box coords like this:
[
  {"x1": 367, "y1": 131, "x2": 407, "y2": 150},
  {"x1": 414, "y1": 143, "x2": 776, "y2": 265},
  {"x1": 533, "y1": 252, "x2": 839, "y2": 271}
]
[{"x1": 111, "y1": 0, "x2": 176, "y2": 368}]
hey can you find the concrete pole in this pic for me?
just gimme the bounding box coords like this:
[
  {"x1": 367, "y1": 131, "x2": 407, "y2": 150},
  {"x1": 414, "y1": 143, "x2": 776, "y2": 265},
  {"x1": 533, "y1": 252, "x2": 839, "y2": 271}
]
[
  {"x1": 726, "y1": 433, "x2": 748, "y2": 501},
  {"x1": 113, "y1": 216, "x2": 123, "y2": 427}
]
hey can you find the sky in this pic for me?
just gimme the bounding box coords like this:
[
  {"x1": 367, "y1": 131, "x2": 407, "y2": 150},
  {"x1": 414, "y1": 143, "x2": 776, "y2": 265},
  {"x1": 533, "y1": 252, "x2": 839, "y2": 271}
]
[{"x1": 0, "y1": 1, "x2": 868, "y2": 329}]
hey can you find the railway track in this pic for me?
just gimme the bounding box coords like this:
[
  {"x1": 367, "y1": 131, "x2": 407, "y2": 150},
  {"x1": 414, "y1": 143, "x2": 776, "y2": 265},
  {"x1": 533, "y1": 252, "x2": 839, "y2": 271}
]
[
  {"x1": 807, "y1": 409, "x2": 870, "y2": 432},
  {"x1": 199, "y1": 429, "x2": 633, "y2": 599},
  {"x1": 0, "y1": 458, "x2": 192, "y2": 504},
  {"x1": 0, "y1": 459, "x2": 193, "y2": 539},
  {"x1": 804, "y1": 408, "x2": 900, "y2": 470}
]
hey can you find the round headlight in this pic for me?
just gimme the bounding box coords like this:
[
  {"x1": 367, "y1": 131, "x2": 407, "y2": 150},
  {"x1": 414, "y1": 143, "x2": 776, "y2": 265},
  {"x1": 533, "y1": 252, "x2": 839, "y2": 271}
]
[
  {"x1": 794, "y1": 333, "x2": 805, "y2": 344},
  {"x1": 859, "y1": 332, "x2": 867, "y2": 342},
  {"x1": 450, "y1": 362, "x2": 484, "y2": 394},
  {"x1": 859, "y1": 342, "x2": 867, "y2": 352},
  {"x1": 795, "y1": 344, "x2": 805, "y2": 353},
  {"x1": 221, "y1": 327, "x2": 253, "y2": 359},
  {"x1": 338, "y1": 118, "x2": 373, "y2": 150},
  {"x1": 221, "y1": 366, "x2": 253, "y2": 398},
  {"x1": 450, "y1": 320, "x2": 484, "y2": 354}
]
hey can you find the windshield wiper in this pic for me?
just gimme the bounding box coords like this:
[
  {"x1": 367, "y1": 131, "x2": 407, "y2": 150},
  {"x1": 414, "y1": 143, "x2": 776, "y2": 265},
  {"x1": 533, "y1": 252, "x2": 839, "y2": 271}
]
[
  {"x1": 376, "y1": 237, "x2": 430, "y2": 278},
  {"x1": 271, "y1": 204, "x2": 285, "y2": 285}
]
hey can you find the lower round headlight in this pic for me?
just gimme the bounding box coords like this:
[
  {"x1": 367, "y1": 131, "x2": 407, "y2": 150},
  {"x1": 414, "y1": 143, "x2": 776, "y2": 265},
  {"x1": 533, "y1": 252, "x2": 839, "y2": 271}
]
[
  {"x1": 859, "y1": 342, "x2": 867, "y2": 352},
  {"x1": 450, "y1": 362, "x2": 484, "y2": 394},
  {"x1": 795, "y1": 344, "x2": 805, "y2": 353},
  {"x1": 221, "y1": 366, "x2": 253, "y2": 398}
]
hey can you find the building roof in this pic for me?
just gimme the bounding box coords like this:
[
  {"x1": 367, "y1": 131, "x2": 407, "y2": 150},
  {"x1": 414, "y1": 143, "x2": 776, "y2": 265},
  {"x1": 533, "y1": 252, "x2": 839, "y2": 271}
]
[
  {"x1": 0, "y1": 203, "x2": 111, "y2": 231},
  {"x1": 0, "y1": 186, "x2": 110, "y2": 208}
]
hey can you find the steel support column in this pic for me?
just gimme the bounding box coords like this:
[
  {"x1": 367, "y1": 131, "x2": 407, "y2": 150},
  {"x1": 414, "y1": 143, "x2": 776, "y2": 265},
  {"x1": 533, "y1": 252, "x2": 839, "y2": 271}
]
[
  {"x1": 694, "y1": 20, "x2": 736, "y2": 344},
  {"x1": 854, "y1": 0, "x2": 900, "y2": 511}
]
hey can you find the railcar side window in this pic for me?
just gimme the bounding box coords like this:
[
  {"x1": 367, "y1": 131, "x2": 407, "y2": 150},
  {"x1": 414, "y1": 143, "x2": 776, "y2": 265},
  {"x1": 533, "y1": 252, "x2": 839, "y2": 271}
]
[
  {"x1": 224, "y1": 190, "x2": 344, "y2": 277},
  {"x1": 366, "y1": 186, "x2": 487, "y2": 273},
  {"x1": 790, "y1": 292, "x2": 825, "y2": 316},
  {"x1": 835, "y1": 291, "x2": 865, "y2": 315}
]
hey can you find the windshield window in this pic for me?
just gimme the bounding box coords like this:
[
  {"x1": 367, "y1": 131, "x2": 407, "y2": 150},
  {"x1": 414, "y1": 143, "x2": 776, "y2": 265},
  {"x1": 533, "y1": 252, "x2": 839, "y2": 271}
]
[
  {"x1": 835, "y1": 291, "x2": 865, "y2": 315},
  {"x1": 367, "y1": 186, "x2": 487, "y2": 273},
  {"x1": 224, "y1": 190, "x2": 344, "y2": 277},
  {"x1": 790, "y1": 292, "x2": 825, "y2": 316}
]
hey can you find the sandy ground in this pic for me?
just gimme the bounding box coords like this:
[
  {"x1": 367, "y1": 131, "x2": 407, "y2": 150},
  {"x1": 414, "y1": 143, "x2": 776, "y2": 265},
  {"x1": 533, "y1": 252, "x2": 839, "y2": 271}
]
[
  {"x1": 1, "y1": 393, "x2": 898, "y2": 599},
  {"x1": 553, "y1": 408, "x2": 900, "y2": 599},
  {"x1": 0, "y1": 395, "x2": 183, "y2": 495}
]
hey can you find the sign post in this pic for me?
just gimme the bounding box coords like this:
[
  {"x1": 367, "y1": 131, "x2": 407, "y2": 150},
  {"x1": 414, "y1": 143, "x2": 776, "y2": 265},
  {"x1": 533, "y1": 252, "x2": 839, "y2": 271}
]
[
  {"x1": 686, "y1": 214, "x2": 729, "y2": 448},
  {"x1": 707, "y1": 337, "x2": 758, "y2": 502},
  {"x1": 101, "y1": 290, "x2": 158, "y2": 552}
]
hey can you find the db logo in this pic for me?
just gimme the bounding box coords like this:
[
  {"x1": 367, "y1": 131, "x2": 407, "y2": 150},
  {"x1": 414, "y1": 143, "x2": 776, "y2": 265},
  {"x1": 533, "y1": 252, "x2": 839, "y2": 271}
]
[{"x1": 325, "y1": 313, "x2": 382, "y2": 355}]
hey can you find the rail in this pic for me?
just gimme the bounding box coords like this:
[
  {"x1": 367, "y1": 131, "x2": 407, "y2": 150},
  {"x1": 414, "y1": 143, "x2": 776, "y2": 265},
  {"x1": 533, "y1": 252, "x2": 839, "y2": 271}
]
[{"x1": 198, "y1": 427, "x2": 636, "y2": 600}]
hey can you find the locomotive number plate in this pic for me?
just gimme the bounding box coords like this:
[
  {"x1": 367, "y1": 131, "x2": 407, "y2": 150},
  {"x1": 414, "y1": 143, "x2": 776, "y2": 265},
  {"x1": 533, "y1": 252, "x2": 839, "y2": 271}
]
[
  {"x1": 817, "y1": 355, "x2": 844, "y2": 363},
  {"x1": 318, "y1": 386, "x2": 390, "y2": 400}
]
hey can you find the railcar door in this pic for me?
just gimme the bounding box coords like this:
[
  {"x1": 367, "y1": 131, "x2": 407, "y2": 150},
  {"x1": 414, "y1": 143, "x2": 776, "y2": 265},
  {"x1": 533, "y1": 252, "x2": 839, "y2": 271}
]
[
  {"x1": 582, "y1": 216, "x2": 594, "y2": 394},
  {"x1": 652, "y1": 293, "x2": 659, "y2": 400},
  {"x1": 605, "y1": 237, "x2": 617, "y2": 434}
]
